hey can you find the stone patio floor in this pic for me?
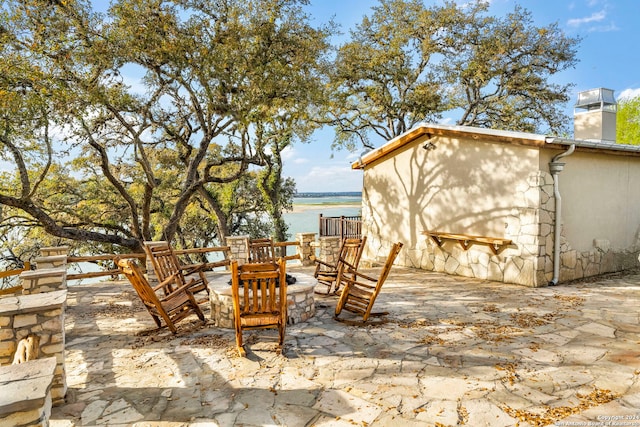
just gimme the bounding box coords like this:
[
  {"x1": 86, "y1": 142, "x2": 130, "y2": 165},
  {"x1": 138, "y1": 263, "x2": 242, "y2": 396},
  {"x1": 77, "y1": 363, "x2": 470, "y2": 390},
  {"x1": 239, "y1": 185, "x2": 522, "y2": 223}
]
[{"x1": 49, "y1": 265, "x2": 640, "y2": 426}]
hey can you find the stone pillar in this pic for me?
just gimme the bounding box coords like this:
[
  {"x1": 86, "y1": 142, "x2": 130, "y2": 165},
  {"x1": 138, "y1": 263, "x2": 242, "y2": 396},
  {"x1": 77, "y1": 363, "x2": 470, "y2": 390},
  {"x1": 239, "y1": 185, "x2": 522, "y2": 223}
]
[
  {"x1": 0, "y1": 290, "x2": 67, "y2": 404},
  {"x1": 296, "y1": 232, "x2": 317, "y2": 266},
  {"x1": 318, "y1": 236, "x2": 341, "y2": 265},
  {"x1": 19, "y1": 267, "x2": 67, "y2": 295},
  {"x1": 0, "y1": 357, "x2": 57, "y2": 426},
  {"x1": 226, "y1": 235, "x2": 249, "y2": 264},
  {"x1": 34, "y1": 255, "x2": 67, "y2": 270},
  {"x1": 39, "y1": 246, "x2": 69, "y2": 258}
]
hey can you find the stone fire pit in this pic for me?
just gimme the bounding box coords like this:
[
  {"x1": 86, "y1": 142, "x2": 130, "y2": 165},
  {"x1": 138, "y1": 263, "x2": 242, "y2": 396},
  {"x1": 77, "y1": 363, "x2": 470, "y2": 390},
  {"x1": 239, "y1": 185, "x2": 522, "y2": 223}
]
[{"x1": 208, "y1": 272, "x2": 316, "y2": 328}]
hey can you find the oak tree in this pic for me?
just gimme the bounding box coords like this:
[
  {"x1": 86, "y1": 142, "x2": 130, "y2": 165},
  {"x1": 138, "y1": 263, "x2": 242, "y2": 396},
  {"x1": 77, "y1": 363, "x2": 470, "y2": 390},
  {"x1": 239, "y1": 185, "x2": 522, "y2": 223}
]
[
  {"x1": 326, "y1": 0, "x2": 580, "y2": 150},
  {"x1": 0, "y1": 0, "x2": 332, "y2": 258},
  {"x1": 617, "y1": 95, "x2": 640, "y2": 145}
]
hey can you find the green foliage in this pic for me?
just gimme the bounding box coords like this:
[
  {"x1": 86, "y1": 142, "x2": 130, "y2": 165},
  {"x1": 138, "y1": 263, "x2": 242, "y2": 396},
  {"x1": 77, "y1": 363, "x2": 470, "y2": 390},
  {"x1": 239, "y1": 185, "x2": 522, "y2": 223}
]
[
  {"x1": 0, "y1": 0, "x2": 332, "y2": 259},
  {"x1": 327, "y1": 0, "x2": 580, "y2": 150},
  {"x1": 617, "y1": 96, "x2": 640, "y2": 145}
]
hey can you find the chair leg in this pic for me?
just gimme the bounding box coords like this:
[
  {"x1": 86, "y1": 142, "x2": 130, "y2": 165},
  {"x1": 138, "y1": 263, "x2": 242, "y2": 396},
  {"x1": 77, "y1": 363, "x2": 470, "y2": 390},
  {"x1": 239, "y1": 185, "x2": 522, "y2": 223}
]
[
  {"x1": 150, "y1": 314, "x2": 163, "y2": 329},
  {"x1": 335, "y1": 288, "x2": 349, "y2": 317},
  {"x1": 235, "y1": 324, "x2": 246, "y2": 357}
]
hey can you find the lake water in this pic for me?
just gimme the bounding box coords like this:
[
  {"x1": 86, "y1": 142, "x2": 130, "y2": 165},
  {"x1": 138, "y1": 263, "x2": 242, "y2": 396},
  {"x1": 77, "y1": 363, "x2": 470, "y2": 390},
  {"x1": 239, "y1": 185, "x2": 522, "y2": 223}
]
[{"x1": 284, "y1": 194, "x2": 362, "y2": 239}]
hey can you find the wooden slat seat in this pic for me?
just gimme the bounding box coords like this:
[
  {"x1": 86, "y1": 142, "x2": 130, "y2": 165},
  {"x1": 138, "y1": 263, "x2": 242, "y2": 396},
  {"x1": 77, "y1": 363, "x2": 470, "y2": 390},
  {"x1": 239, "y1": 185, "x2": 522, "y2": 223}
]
[
  {"x1": 116, "y1": 258, "x2": 204, "y2": 334},
  {"x1": 231, "y1": 259, "x2": 287, "y2": 357},
  {"x1": 313, "y1": 236, "x2": 367, "y2": 295},
  {"x1": 246, "y1": 238, "x2": 278, "y2": 264},
  {"x1": 144, "y1": 241, "x2": 228, "y2": 304},
  {"x1": 334, "y1": 242, "x2": 403, "y2": 323}
]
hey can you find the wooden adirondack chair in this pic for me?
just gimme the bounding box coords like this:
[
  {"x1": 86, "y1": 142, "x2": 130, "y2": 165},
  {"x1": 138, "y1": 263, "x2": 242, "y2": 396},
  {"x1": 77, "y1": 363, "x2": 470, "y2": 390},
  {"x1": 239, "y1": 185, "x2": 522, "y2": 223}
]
[
  {"x1": 334, "y1": 242, "x2": 403, "y2": 323},
  {"x1": 246, "y1": 238, "x2": 277, "y2": 264},
  {"x1": 230, "y1": 258, "x2": 287, "y2": 357},
  {"x1": 144, "y1": 241, "x2": 220, "y2": 304},
  {"x1": 313, "y1": 236, "x2": 367, "y2": 295},
  {"x1": 116, "y1": 258, "x2": 205, "y2": 334}
]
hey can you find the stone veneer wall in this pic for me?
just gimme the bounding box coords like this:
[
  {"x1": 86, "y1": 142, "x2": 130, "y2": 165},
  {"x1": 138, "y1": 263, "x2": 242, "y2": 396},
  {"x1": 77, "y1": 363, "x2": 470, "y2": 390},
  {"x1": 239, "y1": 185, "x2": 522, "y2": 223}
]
[{"x1": 0, "y1": 290, "x2": 67, "y2": 404}]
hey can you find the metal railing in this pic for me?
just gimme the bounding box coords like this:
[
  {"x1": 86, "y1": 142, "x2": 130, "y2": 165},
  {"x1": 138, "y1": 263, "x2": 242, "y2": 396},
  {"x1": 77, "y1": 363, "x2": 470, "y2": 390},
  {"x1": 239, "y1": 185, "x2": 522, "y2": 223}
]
[{"x1": 318, "y1": 214, "x2": 362, "y2": 239}]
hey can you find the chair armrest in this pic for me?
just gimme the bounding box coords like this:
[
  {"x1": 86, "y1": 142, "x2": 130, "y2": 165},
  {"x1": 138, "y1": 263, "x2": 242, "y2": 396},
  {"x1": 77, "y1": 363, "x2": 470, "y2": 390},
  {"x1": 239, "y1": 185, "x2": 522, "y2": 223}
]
[
  {"x1": 340, "y1": 260, "x2": 377, "y2": 283},
  {"x1": 154, "y1": 271, "x2": 183, "y2": 292},
  {"x1": 344, "y1": 278, "x2": 376, "y2": 290},
  {"x1": 314, "y1": 259, "x2": 337, "y2": 270},
  {"x1": 159, "y1": 278, "x2": 197, "y2": 301},
  {"x1": 181, "y1": 259, "x2": 230, "y2": 275}
]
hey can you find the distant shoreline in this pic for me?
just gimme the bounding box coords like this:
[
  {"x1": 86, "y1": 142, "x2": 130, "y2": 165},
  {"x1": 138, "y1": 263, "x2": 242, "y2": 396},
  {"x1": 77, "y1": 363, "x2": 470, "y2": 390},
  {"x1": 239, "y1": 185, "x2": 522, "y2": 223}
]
[{"x1": 289, "y1": 201, "x2": 361, "y2": 213}]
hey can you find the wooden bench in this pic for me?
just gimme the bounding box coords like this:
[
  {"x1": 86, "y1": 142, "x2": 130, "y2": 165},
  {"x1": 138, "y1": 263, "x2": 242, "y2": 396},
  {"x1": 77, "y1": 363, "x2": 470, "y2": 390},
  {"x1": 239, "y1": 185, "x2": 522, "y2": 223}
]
[{"x1": 424, "y1": 231, "x2": 512, "y2": 255}]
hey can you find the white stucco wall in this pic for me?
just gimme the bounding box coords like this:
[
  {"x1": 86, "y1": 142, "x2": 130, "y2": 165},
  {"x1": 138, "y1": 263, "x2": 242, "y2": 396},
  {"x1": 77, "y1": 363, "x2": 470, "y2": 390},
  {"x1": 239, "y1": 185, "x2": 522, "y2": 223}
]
[
  {"x1": 555, "y1": 151, "x2": 640, "y2": 251},
  {"x1": 360, "y1": 133, "x2": 546, "y2": 286},
  {"x1": 360, "y1": 129, "x2": 640, "y2": 286}
]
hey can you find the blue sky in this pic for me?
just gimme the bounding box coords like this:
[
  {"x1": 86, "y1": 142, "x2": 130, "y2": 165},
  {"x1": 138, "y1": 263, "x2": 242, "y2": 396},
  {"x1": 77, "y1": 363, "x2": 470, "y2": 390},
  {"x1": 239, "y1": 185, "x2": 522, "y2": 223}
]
[{"x1": 285, "y1": 0, "x2": 640, "y2": 192}]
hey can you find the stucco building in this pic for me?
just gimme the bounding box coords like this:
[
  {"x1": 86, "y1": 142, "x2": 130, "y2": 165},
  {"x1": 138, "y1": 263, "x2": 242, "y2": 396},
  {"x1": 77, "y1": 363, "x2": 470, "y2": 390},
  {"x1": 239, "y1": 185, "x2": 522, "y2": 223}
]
[{"x1": 352, "y1": 88, "x2": 640, "y2": 287}]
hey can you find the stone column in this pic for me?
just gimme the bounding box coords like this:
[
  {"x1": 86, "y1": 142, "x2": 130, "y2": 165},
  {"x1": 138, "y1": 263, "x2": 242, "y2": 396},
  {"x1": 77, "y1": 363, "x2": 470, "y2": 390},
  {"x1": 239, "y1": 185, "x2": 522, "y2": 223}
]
[
  {"x1": 20, "y1": 267, "x2": 67, "y2": 295},
  {"x1": 226, "y1": 235, "x2": 249, "y2": 264},
  {"x1": 38, "y1": 246, "x2": 69, "y2": 258},
  {"x1": 318, "y1": 236, "x2": 341, "y2": 265},
  {"x1": 34, "y1": 255, "x2": 67, "y2": 270},
  {"x1": 296, "y1": 232, "x2": 317, "y2": 266},
  {"x1": 0, "y1": 357, "x2": 57, "y2": 426},
  {"x1": 0, "y1": 290, "x2": 67, "y2": 404}
]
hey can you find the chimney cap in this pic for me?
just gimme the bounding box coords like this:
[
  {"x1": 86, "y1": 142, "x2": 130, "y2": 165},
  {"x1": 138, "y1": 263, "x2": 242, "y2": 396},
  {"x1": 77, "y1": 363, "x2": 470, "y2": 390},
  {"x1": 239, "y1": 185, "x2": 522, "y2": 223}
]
[{"x1": 575, "y1": 88, "x2": 616, "y2": 110}]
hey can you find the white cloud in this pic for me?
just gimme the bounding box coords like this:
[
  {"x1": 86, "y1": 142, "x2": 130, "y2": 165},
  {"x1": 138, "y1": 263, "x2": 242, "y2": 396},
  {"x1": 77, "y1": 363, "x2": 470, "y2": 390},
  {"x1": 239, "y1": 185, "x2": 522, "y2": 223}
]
[
  {"x1": 587, "y1": 22, "x2": 619, "y2": 33},
  {"x1": 290, "y1": 164, "x2": 362, "y2": 192},
  {"x1": 281, "y1": 146, "x2": 309, "y2": 164},
  {"x1": 345, "y1": 151, "x2": 360, "y2": 161},
  {"x1": 618, "y1": 88, "x2": 640, "y2": 100},
  {"x1": 567, "y1": 10, "x2": 606, "y2": 27}
]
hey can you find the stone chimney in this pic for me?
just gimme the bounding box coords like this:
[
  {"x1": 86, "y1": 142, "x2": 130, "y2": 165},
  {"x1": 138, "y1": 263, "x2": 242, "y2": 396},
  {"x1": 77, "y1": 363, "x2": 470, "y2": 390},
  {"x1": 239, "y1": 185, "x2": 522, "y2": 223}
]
[{"x1": 573, "y1": 88, "x2": 617, "y2": 142}]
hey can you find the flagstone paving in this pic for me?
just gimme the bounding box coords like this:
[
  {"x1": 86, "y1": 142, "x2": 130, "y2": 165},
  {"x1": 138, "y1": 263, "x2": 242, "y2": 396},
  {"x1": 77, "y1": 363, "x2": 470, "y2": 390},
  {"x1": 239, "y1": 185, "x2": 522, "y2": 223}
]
[{"x1": 49, "y1": 266, "x2": 640, "y2": 426}]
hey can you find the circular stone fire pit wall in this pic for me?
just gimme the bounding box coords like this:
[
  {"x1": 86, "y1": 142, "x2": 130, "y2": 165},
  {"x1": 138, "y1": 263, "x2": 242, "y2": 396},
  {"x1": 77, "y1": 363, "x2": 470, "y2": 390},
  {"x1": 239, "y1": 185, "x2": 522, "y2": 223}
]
[{"x1": 208, "y1": 273, "x2": 316, "y2": 328}]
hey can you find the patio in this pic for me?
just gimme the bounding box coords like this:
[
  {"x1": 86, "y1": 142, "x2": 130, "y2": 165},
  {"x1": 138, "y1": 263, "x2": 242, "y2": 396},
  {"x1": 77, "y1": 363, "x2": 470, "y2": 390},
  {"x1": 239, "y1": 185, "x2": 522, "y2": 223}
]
[{"x1": 50, "y1": 265, "x2": 640, "y2": 426}]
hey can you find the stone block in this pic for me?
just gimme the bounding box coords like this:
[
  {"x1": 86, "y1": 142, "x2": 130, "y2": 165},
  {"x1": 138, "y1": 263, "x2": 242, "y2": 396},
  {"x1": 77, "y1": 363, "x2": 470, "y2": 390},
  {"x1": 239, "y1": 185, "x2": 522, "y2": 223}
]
[
  {"x1": 39, "y1": 246, "x2": 69, "y2": 257},
  {"x1": 14, "y1": 314, "x2": 38, "y2": 328},
  {"x1": 0, "y1": 341, "x2": 16, "y2": 359},
  {"x1": 35, "y1": 255, "x2": 68, "y2": 270},
  {"x1": 41, "y1": 343, "x2": 64, "y2": 356},
  {"x1": 0, "y1": 329, "x2": 14, "y2": 341},
  {"x1": 444, "y1": 256, "x2": 460, "y2": 275},
  {"x1": 0, "y1": 357, "x2": 56, "y2": 418}
]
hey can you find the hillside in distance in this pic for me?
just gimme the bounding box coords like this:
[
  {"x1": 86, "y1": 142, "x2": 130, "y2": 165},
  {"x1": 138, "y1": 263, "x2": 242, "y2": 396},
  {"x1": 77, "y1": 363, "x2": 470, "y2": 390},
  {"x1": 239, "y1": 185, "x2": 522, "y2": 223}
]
[{"x1": 294, "y1": 191, "x2": 362, "y2": 198}]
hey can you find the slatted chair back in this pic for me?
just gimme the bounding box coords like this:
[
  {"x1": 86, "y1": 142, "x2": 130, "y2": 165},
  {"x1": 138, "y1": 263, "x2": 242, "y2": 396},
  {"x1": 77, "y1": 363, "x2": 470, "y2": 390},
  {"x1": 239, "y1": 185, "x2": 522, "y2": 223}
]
[
  {"x1": 144, "y1": 241, "x2": 209, "y2": 302},
  {"x1": 314, "y1": 236, "x2": 367, "y2": 295},
  {"x1": 334, "y1": 242, "x2": 403, "y2": 323},
  {"x1": 230, "y1": 258, "x2": 287, "y2": 357},
  {"x1": 116, "y1": 258, "x2": 204, "y2": 334},
  {"x1": 246, "y1": 238, "x2": 277, "y2": 264}
]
